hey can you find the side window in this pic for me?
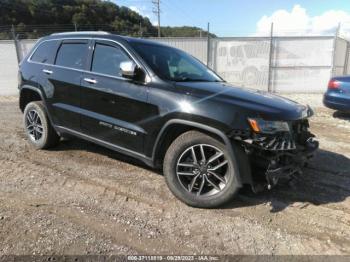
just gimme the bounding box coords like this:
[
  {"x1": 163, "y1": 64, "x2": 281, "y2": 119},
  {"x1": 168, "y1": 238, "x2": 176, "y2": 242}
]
[
  {"x1": 30, "y1": 41, "x2": 58, "y2": 64},
  {"x1": 55, "y1": 43, "x2": 87, "y2": 69},
  {"x1": 91, "y1": 43, "x2": 132, "y2": 77}
]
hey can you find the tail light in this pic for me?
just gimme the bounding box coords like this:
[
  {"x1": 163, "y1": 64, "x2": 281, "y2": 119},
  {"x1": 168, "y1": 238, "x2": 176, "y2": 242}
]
[{"x1": 328, "y1": 79, "x2": 341, "y2": 89}]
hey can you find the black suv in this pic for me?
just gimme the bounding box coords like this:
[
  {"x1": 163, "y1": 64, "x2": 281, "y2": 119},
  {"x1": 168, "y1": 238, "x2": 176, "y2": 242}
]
[{"x1": 18, "y1": 32, "x2": 318, "y2": 208}]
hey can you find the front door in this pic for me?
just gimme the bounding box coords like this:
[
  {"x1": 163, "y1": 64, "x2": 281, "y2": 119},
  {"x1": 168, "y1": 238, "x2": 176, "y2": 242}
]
[{"x1": 80, "y1": 40, "x2": 155, "y2": 153}]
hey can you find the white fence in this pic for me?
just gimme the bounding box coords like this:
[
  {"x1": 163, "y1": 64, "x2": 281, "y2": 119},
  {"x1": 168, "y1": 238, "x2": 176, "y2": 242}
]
[
  {"x1": 150, "y1": 37, "x2": 208, "y2": 64},
  {"x1": 209, "y1": 37, "x2": 270, "y2": 91},
  {"x1": 271, "y1": 37, "x2": 334, "y2": 93},
  {"x1": 0, "y1": 41, "x2": 20, "y2": 95},
  {"x1": 1, "y1": 35, "x2": 349, "y2": 95},
  {"x1": 208, "y1": 36, "x2": 348, "y2": 93}
]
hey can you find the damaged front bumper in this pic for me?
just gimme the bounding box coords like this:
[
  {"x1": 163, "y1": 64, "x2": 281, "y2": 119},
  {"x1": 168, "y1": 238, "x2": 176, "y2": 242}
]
[
  {"x1": 234, "y1": 119, "x2": 319, "y2": 190},
  {"x1": 262, "y1": 136, "x2": 318, "y2": 189}
]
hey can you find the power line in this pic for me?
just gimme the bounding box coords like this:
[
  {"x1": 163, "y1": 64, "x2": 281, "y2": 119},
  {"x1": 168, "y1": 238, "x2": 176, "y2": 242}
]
[{"x1": 152, "y1": 0, "x2": 161, "y2": 37}]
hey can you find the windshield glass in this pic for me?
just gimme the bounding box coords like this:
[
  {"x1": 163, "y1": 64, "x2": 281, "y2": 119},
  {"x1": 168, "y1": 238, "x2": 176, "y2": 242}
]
[{"x1": 130, "y1": 42, "x2": 223, "y2": 82}]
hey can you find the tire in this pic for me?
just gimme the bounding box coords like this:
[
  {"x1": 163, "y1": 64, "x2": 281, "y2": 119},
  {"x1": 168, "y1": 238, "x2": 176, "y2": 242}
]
[
  {"x1": 163, "y1": 131, "x2": 239, "y2": 208},
  {"x1": 23, "y1": 101, "x2": 60, "y2": 149}
]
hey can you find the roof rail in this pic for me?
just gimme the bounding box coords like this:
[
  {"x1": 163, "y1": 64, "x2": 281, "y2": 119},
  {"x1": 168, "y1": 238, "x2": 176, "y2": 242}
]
[{"x1": 50, "y1": 31, "x2": 110, "y2": 36}]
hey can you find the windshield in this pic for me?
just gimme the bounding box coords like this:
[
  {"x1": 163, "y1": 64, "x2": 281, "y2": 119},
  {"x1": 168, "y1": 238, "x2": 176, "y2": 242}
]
[{"x1": 130, "y1": 42, "x2": 223, "y2": 82}]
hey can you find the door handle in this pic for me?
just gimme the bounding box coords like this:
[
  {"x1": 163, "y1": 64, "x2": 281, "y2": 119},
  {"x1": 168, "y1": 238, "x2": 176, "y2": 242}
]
[
  {"x1": 84, "y1": 78, "x2": 98, "y2": 84},
  {"x1": 42, "y1": 69, "x2": 53, "y2": 75}
]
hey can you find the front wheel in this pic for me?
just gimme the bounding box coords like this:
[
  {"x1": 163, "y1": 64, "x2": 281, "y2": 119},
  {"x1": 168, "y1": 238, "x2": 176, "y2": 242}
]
[{"x1": 163, "y1": 131, "x2": 239, "y2": 208}]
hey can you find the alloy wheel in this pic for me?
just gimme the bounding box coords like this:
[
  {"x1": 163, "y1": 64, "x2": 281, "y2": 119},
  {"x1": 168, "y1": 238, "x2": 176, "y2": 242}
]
[
  {"x1": 176, "y1": 144, "x2": 230, "y2": 196},
  {"x1": 25, "y1": 109, "x2": 44, "y2": 141}
]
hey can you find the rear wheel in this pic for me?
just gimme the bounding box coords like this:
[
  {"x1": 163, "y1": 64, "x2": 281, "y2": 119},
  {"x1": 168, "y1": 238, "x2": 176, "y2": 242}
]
[
  {"x1": 23, "y1": 101, "x2": 60, "y2": 149},
  {"x1": 163, "y1": 131, "x2": 239, "y2": 208}
]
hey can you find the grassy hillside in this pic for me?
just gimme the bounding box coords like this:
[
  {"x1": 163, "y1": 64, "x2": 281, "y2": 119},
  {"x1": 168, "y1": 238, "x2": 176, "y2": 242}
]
[{"x1": 0, "y1": 0, "x2": 210, "y2": 39}]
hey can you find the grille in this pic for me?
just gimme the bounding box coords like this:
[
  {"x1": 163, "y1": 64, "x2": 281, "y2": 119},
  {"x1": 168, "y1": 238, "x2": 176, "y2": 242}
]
[{"x1": 254, "y1": 134, "x2": 296, "y2": 151}]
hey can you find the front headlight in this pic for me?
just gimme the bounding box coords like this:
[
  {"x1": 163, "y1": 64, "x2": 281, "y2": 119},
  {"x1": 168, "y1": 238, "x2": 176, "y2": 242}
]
[{"x1": 248, "y1": 118, "x2": 290, "y2": 134}]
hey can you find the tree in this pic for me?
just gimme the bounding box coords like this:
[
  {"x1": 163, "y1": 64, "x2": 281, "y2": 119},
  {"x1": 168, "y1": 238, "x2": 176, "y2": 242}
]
[{"x1": 0, "y1": 0, "x2": 210, "y2": 39}]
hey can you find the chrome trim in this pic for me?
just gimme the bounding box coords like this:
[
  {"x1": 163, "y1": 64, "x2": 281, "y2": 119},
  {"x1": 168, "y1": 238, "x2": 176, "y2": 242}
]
[
  {"x1": 42, "y1": 69, "x2": 53, "y2": 75},
  {"x1": 120, "y1": 60, "x2": 137, "y2": 77},
  {"x1": 83, "y1": 78, "x2": 97, "y2": 84},
  {"x1": 83, "y1": 70, "x2": 132, "y2": 82},
  {"x1": 27, "y1": 37, "x2": 151, "y2": 80}
]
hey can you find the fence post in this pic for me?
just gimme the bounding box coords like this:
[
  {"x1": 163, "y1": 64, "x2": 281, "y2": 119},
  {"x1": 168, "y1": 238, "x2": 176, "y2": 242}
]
[
  {"x1": 344, "y1": 41, "x2": 349, "y2": 75},
  {"x1": 331, "y1": 23, "x2": 341, "y2": 77},
  {"x1": 267, "y1": 23, "x2": 274, "y2": 93},
  {"x1": 206, "y1": 22, "x2": 210, "y2": 67},
  {"x1": 11, "y1": 25, "x2": 21, "y2": 64}
]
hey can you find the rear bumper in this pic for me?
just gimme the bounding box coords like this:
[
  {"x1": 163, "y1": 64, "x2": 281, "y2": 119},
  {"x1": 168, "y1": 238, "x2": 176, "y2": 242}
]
[{"x1": 323, "y1": 93, "x2": 350, "y2": 112}]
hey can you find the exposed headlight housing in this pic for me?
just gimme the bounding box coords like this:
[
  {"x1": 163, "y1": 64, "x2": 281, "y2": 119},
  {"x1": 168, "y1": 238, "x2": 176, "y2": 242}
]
[{"x1": 248, "y1": 118, "x2": 290, "y2": 134}]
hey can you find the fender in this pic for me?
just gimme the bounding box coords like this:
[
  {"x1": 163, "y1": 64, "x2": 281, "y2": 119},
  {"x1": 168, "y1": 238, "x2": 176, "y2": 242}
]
[
  {"x1": 19, "y1": 85, "x2": 45, "y2": 112},
  {"x1": 20, "y1": 84, "x2": 45, "y2": 101},
  {"x1": 152, "y1": 119, "x2": 243, "y2": 187},
  {"x1": 19, "y1": 85, "x2": 59, "y2": 134}
]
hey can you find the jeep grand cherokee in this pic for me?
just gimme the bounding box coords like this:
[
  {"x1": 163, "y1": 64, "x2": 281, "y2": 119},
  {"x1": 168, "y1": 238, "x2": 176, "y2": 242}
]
[{"x1": 18, "y1": 32, "x2": 319, "y2": 208}]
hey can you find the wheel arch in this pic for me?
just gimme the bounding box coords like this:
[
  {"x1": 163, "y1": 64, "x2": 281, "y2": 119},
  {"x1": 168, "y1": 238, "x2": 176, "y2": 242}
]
[
  {"x1": 152, "y1": 119, "x2": 243, "y2": 187},
  {"x1": 19, "y1": 86, "x2": 59, "y2": 135},
  {"x1": 19, "y1": 85, "x2": 45, "y2": 112}
]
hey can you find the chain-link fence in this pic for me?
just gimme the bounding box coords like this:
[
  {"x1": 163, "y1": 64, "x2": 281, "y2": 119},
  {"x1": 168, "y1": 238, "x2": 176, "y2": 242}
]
[
  {"x1": 1, "y1": 26, "x2": 350, "y2": 95},
  {"x1": 0, "y1": 40, "x2": 18, "y2": 95},
  {"x1": 208, "y1": 37, "x2": 270, "y2": 91},
  {"x1": 271, "y1": 36, "x2": 335, "y2": 93}
]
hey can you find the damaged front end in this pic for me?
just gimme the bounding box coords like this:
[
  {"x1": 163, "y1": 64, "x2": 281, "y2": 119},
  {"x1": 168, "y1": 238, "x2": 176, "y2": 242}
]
[{"x1": 232, "y1": 118, "x2": 319, "y2": 191}]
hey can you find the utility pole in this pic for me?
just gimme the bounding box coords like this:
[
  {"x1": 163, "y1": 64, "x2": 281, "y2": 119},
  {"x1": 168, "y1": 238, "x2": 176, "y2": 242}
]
[
  {"x1": 331, "y1": 23, "x2": 341, "y2": 77},
  {"x1": 206, "y1": 22, "x2": 210, "y2": 66},
  {"x1": 336, "y1": 22, "x2": 341, "y2": 37},
  {"x1": 152, "y1": 0, "x2": 161, "y2": 37}
]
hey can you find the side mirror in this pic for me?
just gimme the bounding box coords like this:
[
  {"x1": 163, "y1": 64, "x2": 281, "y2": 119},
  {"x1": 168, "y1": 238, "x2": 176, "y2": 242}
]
[{"x1": 120, "y1": 61, "x2": 137, "y2": 78}]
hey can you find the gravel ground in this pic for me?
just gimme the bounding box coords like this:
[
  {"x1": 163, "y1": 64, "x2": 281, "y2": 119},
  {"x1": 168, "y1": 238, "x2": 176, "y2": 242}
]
[{"x1": 0, "y1": 94, "x2": 350, "y2": 255}]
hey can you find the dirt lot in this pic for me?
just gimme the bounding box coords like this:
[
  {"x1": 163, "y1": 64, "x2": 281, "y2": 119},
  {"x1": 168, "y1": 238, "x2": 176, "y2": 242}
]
[{"x1": 0, "y1": 94, "x2": 350, "y2": 255}]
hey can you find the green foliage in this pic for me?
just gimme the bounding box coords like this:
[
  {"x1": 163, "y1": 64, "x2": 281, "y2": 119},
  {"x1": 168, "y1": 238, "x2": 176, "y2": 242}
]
[
  {"x1": 160, "y1": 26, "x2": 215, "y2": 38},
  {"x1": 0, "y1": 0, "x2": 210, "y2": 39}
]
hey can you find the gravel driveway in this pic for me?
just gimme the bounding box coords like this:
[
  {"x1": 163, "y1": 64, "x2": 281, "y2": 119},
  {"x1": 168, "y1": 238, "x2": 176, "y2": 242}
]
[{"x1": 0, "y1": 94, "x2": 350, "y2": 255}]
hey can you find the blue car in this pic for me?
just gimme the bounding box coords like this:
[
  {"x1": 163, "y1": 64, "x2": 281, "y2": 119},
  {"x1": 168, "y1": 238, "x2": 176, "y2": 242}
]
[{"x1": 323, "y1": 76, "x2": 350, "y2": 112}]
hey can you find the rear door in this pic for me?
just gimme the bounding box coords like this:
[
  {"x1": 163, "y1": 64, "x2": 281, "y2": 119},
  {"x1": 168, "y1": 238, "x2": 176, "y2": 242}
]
[
  {"x1": 45, "y1": 39, "x2": 89, "y2": 131},
  {"x1": 80, "y1": 39, "x2": 153, "y2": 152},
  {"x1": 25, "y1": 40, "x2": 60, "y2": 119}
]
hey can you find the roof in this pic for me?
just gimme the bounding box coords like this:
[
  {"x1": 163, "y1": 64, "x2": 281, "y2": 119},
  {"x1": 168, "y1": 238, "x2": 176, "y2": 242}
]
[{"x1": 46, "y1": 31, "x2": 168, "y2": 47}]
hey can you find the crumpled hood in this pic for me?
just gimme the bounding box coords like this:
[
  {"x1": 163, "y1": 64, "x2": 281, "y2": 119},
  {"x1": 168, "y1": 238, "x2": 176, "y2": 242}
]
[{"x1": 175, "y1": 81, "x2": 313, "y2": 121}]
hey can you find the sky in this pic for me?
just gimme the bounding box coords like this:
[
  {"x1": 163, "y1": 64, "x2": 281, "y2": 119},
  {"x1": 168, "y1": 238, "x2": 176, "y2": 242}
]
[{"x1": 112, "y1": 0, "x2": 350, "y2": 37}]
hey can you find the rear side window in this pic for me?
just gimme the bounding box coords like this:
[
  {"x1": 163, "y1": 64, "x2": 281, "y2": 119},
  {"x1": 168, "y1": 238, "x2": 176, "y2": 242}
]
[
  {"x1": 30, "y1": 41, "x2": 58, "y2": 64},
  {"x1": 55, "y1": 43, "x2": 88, "y2": 69},
  {"x1": 91, "y1": 43, "x2": 131, "y2": 77}
]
